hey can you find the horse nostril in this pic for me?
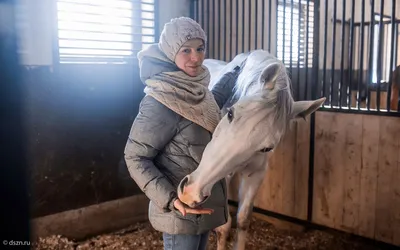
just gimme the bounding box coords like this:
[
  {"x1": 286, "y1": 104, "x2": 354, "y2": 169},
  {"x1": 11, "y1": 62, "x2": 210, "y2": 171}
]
[{"x1": 180, "y1": 176, "x2": 189, "y2": 193}]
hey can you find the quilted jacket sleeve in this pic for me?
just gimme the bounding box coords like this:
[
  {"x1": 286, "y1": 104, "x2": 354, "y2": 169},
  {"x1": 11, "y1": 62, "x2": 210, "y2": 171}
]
[
  {"x1": 124, "y1": 95, "x2": 179, "y2": 212},
  {"x1": 211, "y1": 65, "x2": 241, "y2": 109}
]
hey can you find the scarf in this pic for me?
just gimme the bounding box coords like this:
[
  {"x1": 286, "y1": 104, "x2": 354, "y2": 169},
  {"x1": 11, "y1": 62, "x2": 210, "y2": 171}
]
[{"x1": 137, "y1": 44, "x2": 221, "y2": 133}]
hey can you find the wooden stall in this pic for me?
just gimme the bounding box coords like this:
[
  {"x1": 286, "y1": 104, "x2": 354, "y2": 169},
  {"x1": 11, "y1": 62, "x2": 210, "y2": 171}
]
[
  {"x1": 227, "y1": 111, "x2": 400, "y2": 246},
  {"x1": 313, "y1": 111, "x2": 400, "y2": 246}
]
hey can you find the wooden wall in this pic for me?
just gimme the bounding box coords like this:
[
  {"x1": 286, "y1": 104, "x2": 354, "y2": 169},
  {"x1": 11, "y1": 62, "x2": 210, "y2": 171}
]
[
  {"x1": 313, "y1": 111, "x2": 400, "y2": 246},
  {"x1": 228, "y1": 111, "x2": 400, "y2": 247}
]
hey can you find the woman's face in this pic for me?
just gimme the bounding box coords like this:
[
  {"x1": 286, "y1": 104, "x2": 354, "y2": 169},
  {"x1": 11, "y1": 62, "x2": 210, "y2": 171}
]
[{"x1": 174, "y1": 39, "x2": 205, "y2": 77}]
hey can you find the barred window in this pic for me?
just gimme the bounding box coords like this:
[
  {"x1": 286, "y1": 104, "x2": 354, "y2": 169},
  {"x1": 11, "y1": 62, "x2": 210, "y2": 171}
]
[
  {"x1": 276, "y1": 0, "x2": 314, "y2": 68},
  {"x1": 56, "y1": 0, "x2": 156, "y2": 64}
]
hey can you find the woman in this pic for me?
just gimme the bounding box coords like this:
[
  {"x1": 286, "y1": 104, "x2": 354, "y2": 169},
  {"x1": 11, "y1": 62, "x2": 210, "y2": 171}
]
[{"x1": 124, "y1": 17, "x2": 241, "y2": 250}]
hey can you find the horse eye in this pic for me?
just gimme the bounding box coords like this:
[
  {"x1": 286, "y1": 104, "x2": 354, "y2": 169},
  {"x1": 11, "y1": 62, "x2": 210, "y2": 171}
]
[
  {"x1": 260, "y1": 147, "x2": 273, "y2": 153},
  {"x1": 227, "y1": 108, "x2": 234, "y2": 122}
]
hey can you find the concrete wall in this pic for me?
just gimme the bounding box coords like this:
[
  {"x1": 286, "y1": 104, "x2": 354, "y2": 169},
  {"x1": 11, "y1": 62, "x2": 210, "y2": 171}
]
[
  {"x1": 15, "y1": 0, "x2": 53, "y2": 66},
  {"x1": 158, "y1": 0, "x2": 191, "y2": 31}
]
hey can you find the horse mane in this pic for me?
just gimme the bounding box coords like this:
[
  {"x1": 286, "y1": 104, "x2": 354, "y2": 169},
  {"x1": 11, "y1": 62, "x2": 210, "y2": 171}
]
[
  {"x1": 230, "y1": 50, "x2": 294, "y2": 137},
  {"x1": 205, "y1": 50, "x2": 294, "y2": 137}
]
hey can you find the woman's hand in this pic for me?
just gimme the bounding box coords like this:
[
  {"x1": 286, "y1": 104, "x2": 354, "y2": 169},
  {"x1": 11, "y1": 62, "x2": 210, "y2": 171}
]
[{"x1": 173, "y1": 198, "x2": 214, "y2": 216}]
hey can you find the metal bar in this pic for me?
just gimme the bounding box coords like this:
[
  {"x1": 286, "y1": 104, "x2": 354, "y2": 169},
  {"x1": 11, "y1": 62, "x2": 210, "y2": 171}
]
[
  {"x1": 212, "y1": 0, "x2": 215, "y2": 58},
  {"x1": 283, "y1": 0, "x2": 286, "y2": 65},
  {"x1": 319, "y1": 107, "x2": 400, "y2": 117},
  {"x1": 376, "y1": 0, "x2": 384, "y2": 111},
  {"x1": 255, "y1": 0, "x2": 258, "y2": 50},
  {"x1": 347, "y1": 0, "x2": 355, "y2": 109},
  {"x1": 354, "y1": 20, "x2": 400, "y2": 26},
  {"x1": 202, "y1": 0, "x2": 205, "y2": 32},
  {"x1": 206, "y1": 0, "x2": 210, "y2": 58},
  {"x1": 248, "y1": 0, "x2": 251, "y2": 52},
  {"x1": 357, "y1": 0, "x2": 365, "y2": 110},
  {"x1": 230, "y1": 0, "x2": 233, "y2": 61},
  {"x1": 330, "y1": 0, "x2": 337, "y2": 108},
  {"x1": 216, "y1": 1, "x2": 225, "y2": 60},
  {"x1": 242, "y1": 0, "x2": 245, "y2": 53},
  {"x1": 387, "y1": 0, "x2": 396, "y2": 111},
  {"x1": 217, "y1": 0, "x2": 222, "y2": 61},
  {"x1": 339, "y1": 0, "x2": 345, "y2": 108},
  {"x1": 219, "y1": 0, "x2": 222, "y2": 60},
  {"x1": 318, "y1": 108, "x2": 400, "y2": 117},
  {"x1": 262, "y1": 0, "x2": 265, "y2": 49},
  {"x1": 275, "y1": 0, "x2": 278, "y2": 56},
  {"x1": 308, "y1": 0, "x2": 321, "y2": 223},
  {"x1": 396, "y1": 24, "x2": 399, "y2": 112},
  {"x1": 236, "y1": 0, "x2": 239, "y2": 56},
  {"x1": 290, "y1": 0, "x2": 293, "y2": 76},
  {"x1": 377, "y1": 12, "x2": 395, "y2": 19},
  {"x1": 268, "y1": 0, "x2": 272, "y2": 52},
  {"x1": 297, "y1": 0, "x2": 302, "y2": 101},
  {"x1": 367, "y1": 0, "x2": 375, "y2": 110},
  {"x1": 322, "y1": 0, "x2": 328, "y2": 103},
  {"x1": 305, "y1": 0, "x2": 310, "y2": 100},
  {"x1": 208, "y1": 0, "x2": 212, "y2": 58},
  {"x1": 224, "y1": 0, "x2": 227, "y2": 61}
]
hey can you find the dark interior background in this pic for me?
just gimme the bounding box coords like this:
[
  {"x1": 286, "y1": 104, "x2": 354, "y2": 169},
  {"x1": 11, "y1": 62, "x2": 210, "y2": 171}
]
[{"x1": 24, "y1": 64, "x2": 145, "y2": 218}]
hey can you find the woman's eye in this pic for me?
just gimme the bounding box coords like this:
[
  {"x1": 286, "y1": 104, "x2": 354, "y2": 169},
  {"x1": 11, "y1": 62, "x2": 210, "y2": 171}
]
[{"x1": 197, "y1": 47, "x2": 204, "y2": 52}]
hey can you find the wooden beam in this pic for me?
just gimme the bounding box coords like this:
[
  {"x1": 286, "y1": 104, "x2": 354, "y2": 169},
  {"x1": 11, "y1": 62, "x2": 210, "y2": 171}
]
[{"x1": 30, "y1": 194, "x2": 149, "y2": 241}]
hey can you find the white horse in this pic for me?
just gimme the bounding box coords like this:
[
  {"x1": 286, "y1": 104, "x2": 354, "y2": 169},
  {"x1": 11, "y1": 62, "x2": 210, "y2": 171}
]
[{"x1": 177, "y1": 50, "x2": 326, "y2": 250}]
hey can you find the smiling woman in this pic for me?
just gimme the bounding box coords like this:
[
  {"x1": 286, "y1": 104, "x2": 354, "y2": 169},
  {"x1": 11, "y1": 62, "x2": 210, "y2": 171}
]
[
  {"x1": 174, "y1": 39, "x2": 205, "y2": 77},
  {"x1": 123, "y1": 17, "x2": 242, "y2": 250}
]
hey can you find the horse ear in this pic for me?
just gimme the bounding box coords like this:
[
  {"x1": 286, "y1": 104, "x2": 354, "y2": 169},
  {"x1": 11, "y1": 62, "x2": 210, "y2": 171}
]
[
  {"x1": 291, "y1": 97, "x2": 326, "y2": 120},
  {"x1": 259, "y1": 63, "x2": 282, "y2": 90}
]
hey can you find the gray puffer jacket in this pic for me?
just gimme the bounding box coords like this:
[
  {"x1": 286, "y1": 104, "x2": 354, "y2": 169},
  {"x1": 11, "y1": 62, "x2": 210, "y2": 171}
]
[{"x1": 124, "y1": 66, "x2": 240, "y2": 235}]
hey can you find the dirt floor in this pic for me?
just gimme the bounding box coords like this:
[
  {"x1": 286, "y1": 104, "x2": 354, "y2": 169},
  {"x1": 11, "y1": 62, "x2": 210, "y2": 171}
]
[{"x1": 32, "y1": 217, "x2": 389, "y2": 250}]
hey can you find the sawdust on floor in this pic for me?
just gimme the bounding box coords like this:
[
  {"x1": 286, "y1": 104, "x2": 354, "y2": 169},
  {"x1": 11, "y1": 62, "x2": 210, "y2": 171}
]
[{"x1": 32, "y1": 217, "x2": 385, "y2": 250}]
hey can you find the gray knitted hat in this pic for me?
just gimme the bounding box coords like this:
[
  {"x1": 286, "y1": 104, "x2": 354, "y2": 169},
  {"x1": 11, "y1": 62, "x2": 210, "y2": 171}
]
[{"x1": 158, "y1": 17, "x2": 207, "y2": 62}]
